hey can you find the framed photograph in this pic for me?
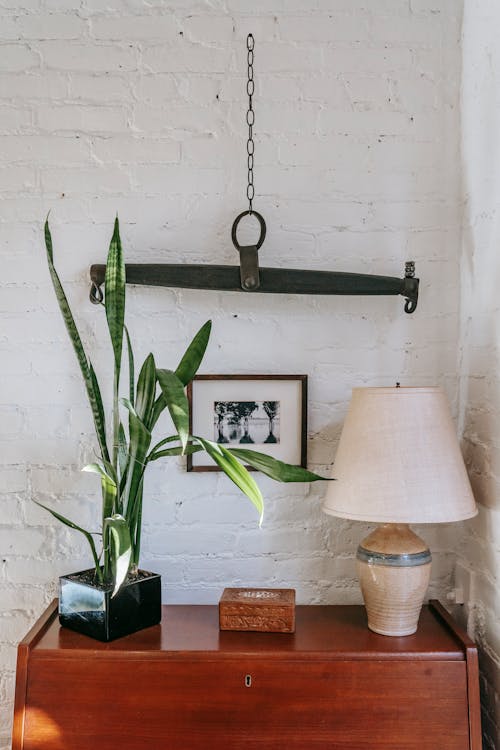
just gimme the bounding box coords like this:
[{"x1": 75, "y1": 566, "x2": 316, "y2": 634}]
[{"x1": 187, "y1": 375, "x2": 307, "y2": 472}]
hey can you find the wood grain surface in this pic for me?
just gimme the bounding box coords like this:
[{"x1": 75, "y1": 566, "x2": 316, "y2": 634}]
[
  {"x1": 219, "y1": 587, "x2": 295, "y2": 632},
  {"x1": 12, "y1": 601, "x2": 481, "y2": 750}
]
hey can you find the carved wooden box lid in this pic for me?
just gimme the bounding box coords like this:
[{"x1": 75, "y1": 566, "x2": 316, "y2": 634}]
[{"x1": 219, "y1": 588, "x2": 296, "y2": 633}]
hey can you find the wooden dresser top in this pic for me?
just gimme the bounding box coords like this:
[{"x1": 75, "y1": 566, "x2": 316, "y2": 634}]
[{"x1": 27, "y1": 601, "x2": 469, "y2": 662}]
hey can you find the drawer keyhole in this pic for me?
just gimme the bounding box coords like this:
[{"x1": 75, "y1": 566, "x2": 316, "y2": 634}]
[{"x1": 245, "y1": 674, "x2": 252, "y2": 687}]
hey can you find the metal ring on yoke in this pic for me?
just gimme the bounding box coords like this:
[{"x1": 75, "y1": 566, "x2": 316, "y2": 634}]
[{"x1": 231, "y1": 210, "x2": 266, "y2": 252}]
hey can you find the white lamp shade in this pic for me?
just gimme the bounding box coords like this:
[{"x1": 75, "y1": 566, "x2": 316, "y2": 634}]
[{"x1": 322, "y1": 387, "x2": 477, "y2": 524}]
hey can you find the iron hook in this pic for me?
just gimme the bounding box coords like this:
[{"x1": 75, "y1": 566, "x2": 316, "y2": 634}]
[{"x1": 89, "y1": 281, "x2": 104, "y2": 305}]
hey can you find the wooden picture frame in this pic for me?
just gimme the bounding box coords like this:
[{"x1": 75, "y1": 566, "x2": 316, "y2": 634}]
[{"x1": 187, "y1": 375, "x2": 307, "y2": 472}]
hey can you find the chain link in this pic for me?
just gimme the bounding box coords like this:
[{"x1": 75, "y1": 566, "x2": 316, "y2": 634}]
[{"x1": 246, "y1": 33, "x2": 255, "y2": 213}]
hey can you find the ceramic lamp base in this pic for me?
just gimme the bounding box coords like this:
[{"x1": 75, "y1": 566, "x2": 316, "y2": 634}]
[{"x1": 356, "y1": 524, "x2": 431, "y2": 636}]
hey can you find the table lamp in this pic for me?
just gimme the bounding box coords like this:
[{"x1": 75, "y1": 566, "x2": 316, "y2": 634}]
[{"x1": 322, "y1": 386, "x2": 477, "y2": 636}]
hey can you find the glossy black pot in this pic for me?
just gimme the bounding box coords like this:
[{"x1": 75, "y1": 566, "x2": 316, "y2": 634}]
[{"x1": 59, "y1": 568, "x2": 161, "y2": 642}]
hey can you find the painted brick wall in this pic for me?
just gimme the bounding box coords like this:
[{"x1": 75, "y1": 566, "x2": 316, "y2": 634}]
[
  {"x1": 0, "y1": 1, "x2": 463, "y2": 747},
  {"x1": 459, "y1": 1, "x2": 500, "y2": 747}
]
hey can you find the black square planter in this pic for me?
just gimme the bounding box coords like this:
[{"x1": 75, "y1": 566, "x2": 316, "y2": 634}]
[{"x1": 59, "y1": 568, "x2": 161, "y2": 642}]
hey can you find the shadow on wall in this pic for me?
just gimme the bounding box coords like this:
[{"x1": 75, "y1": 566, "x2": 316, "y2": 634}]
[
  {"x1": 460, "y1": 178, "x2": 500, "y2": 590},
  {"x1": 460, "y1": 225, "x2": 500, "y2": 513},
  {"x1": 459, "y1": 11, "x2": 500, "y2": 740}
]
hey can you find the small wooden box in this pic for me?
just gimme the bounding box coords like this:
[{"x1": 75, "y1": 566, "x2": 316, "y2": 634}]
[{"x1": 219, "y1": 587, "x2": 296, "y2": 633}]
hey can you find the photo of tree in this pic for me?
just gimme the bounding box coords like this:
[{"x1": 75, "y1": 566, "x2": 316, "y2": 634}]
[
  {"x1": 214, "y1": 400, "x2": 280, "y2": 445},
  {"x1": 188, "y1": 375, "x2": 306, "y2": 471}
]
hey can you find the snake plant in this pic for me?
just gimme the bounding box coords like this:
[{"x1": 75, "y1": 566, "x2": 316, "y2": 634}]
[{"x1": 38, "y1": 218, "x2": 325, "y2": 595}]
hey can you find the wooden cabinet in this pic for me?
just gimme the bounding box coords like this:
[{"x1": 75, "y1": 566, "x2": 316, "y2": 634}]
[{"x1": 12, "y1": 600, "x2": 481, "y2": 750}]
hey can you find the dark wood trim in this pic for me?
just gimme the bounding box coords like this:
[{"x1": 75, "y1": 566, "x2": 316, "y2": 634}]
[
  {"x1": 11, "y1": 645, "x2": 28, "y2": 750},
  {"x1": 187, "y1": 375, "x2": 308, "y2": 472},
  {"x1": 465, "y1": 642, "x2": 482, "y2": 750},
  {"x1": 11, "y1": 600, "x2": 58, "y2": 750},
  {"x1": 189, "y1": 375, "x2": 307, "y2": 382},
  {"x1": 428, "y1": 600, "x2": 477, "y2": 649},
  {"x1": 187, "y1": 378, "x2": 193, "y2": 465},
  {"x1": 18, "y1": 599, "x2": 59, "y2": 649},
  {"x1": 429, "y1": 600, "x2": 482, "y2": 749},
  {"x1": 300, "y1": 375, "x2": 307, "y2": 469}
]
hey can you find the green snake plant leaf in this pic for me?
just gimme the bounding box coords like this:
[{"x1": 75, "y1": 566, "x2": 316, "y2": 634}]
[
  {"x1": 227, "y1": 449, "x2": 330, "y2": 484},
  {"x1": 88, "y1": 362, "x2": 108, "y2": 462},
  {"x1": 148, "y1": 444, "x2": 202, "y2": 461},
  {"x1": 82, "y1": 463, "x2": 118, "y2": 520},
  {"x1": 129, "y1": 477, "x2": 144, "y2": 567},
  {"x1": 146, "y1": 435, "x2": 200, "y2": 462},
  {"x1": 103, "y1": 514, "x2": 132, "y2": 596},
  {"x1": 101, "y1": 457, "x2": 118, "y2": 488},
  {"x1": 146, "y1": 434, "x2": 179, "y2": 461},
  {"x1": 148, "y1": 435, "x2": 179, "y2": 455},
  {"x1": 105, "y1": 218, "x2": 126, "y2": 471},
  {"x1": 156, "y1": 369, "x2": 189, "y2": 453},
  {"x1": 135, "y1": 353, "x2": 157, "y2": 425},
  {"x1": 124, "y1": 325, "x2": 135, "y2": 408},
  {"x1": 175, "y1": 320, "x2": 212, "y2": 386},
  {"x1": 120, "y1": 398, "x2": 152, "y2": 524},
  {"x1": 117, "y1": 423, "x2": 128, "y2": 481},
  {"x1": 34, "y1": 500, "x2": 103, "y2": 582},
  {"x1": 148, "y1": 321, "x2": 211, "y2": 433},
  {"x1": 148, "y1": 393, "x2": 166, "y2": 431},
  {"x1": 44, "y1": 219, "x2": 109, "y2": 464},
  {"x1": 104, "y1": 217, "x2": 126, "y2": 373},
  {"x1": 194, "y1": 437, "x2": 264, "y2": 524}
]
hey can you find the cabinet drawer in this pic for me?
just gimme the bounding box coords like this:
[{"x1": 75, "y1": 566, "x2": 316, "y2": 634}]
[{"x1": 24, "y1": 657, "x2": 470, "y2": 750}]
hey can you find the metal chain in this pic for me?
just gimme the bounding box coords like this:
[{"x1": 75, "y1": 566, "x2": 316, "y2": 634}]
[{"x1": 246, "y1": 33, "x2": 255, "y2": 213}]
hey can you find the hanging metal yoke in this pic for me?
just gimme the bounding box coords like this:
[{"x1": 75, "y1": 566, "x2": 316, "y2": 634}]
[{"x1": 89, "y1": 33, "x2": 419, "y2": 314}]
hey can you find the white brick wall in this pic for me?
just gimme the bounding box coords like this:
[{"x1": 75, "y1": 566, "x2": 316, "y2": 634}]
[
  {"x1": 0, "y1": 2, "x2": 464, "y2": 748},
  {"x1": 459, "y1": 1, "x2": 500, "y2": 747}
]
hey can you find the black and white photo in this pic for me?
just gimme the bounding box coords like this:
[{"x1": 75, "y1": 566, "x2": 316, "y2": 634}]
[
  {"x1": 214, "y1": 400, "x2": 280, "y2": 445},
  {"x1": 187, "y1": 375, "x2": 307, "y2": 472}
]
